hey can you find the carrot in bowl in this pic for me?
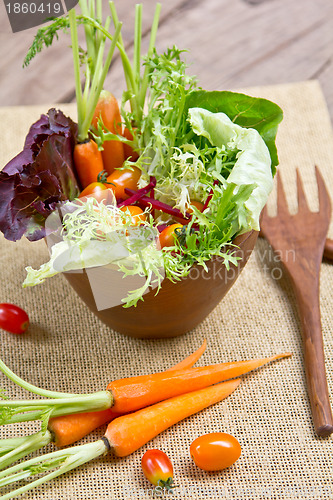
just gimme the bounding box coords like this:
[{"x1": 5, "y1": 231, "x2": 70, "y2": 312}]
[
  {"x1": 92, "y1": 90, "x2": 125, "y2": 174},
  {"x1": 0, "y1": 379, "x2": 240, "y2": 499},
  {"x1": 73, "y1": 140, "x2": 105, "y2": 189}
]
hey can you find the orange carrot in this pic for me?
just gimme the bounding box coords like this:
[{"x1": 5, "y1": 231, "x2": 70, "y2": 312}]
[
  {"x1": 108, "y1": 352, "x2": 291, "y2": 413},
  {"x1": 46, "y1": 340, "x2": 207, "y2": 448},
  {"x1": 47, "y1": 409, "x2": 119, "y2": 448},
  {"x1": 167, "y1": 338, "x2": 207, "y2": 371},
  {"x1": 92, "y1": 90, "x2": 125, "y2": 174},
  {"x1": 106, "y1": 378, "x2": 240, "y2": 457},
  {"x1": 0, "y1": 380, "x2": 241, "y2": 499},
  {"x1": 73, "y1": 139, "x2": 104, "y2": 189}
]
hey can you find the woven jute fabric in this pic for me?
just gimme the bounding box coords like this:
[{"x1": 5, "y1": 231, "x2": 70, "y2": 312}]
[{"x1": 0, "y1": 80, "x2": 333, "y2": 499}]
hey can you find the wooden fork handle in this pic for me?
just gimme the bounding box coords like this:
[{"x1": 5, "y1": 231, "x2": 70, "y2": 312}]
[{"x1": 293, "y1": 280, "x2": 333, "y2": 437}]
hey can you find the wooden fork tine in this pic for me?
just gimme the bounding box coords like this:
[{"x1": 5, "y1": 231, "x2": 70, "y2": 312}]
[
  {"x1": 315, "y1": 166, "x2": 332, "y2": 218},
  {"x1": 296, "y1": 169, "x2": 310, "y2": 212},
  {"x1": 276, "y1": 172, "x2": 289, "y2": 214}
]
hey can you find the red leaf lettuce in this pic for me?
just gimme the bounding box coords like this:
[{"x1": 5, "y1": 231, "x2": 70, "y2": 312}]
[{"x1": 0, "y1": 109, "x2": 80, "y2": 241}]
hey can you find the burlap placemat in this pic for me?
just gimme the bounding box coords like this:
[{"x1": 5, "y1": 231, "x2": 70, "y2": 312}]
[{"x1": 0, "y1": 80, "x2": 332, "y2": 499}]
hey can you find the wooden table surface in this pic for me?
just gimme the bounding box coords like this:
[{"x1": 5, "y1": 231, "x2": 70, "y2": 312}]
[{"x1": 0, "y1": 0, "x2": 333, "y2": 121}]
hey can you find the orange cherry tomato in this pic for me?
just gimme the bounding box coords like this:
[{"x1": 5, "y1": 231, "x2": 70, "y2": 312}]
[
  {"x1": 175, "y1": 200, "x2": 205, "y2": 224},
  {"x1": 120, "y1": 205, "x2": 147, "y2": 226},
  {"x1": 107, "y1": 166, "x2": 141, "y2": 200},
  {"x1": 190, "y1": 433, "x2": 241, "y2": 471},
  {"x1": 79, "y1": 183, "x2": 108, "y2": 199},
  {"x1": 141, "y1": 449, "x2": 175, "y2": 490},
  {"x1": 78, "y1": 171, "x2": 115, "y2": 202},
  {"x1": 0, "y1": 303, "x2": 29, "y2": 334},
  {"x1": 159, "y1": 224, "x2": 183, "y2": 248}
]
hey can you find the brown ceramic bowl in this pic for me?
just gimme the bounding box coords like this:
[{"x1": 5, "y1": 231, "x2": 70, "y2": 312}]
[{"x1": 64, "y1": 230, "x2": 258, "y2": 338}]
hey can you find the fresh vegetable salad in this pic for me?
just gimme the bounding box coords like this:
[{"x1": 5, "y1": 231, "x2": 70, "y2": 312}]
[{"x1": 0, "y1": 1, "x2": 283, "y2": 307}]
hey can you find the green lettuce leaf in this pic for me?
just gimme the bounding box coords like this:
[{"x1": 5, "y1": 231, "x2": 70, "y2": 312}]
[{"x1": 188, "y1": 107, "x2": 273, "y2": 232}]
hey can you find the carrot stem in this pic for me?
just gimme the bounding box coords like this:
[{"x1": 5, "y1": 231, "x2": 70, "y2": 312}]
[
  {"x1": 69, "y1": 8, "x2": 83, "y2": 129},
  {"x1": 0, "y1": 431, "x2": 52, "y2": 471}
]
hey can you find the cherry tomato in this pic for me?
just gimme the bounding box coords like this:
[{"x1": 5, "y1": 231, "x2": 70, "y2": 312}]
[
  {"x1": 159, "y1": 224, "x2": 183, "y2": 248},
  {"x1": 0, "y1": 303, "x2": 29, "y2": 335},
  {"x1": 107, "y1": 166, "x2": 141, "y2": 200},
  {"x1": 79, "y1": 182, "x2": 108, "y2": 199},
  {"x1": 141, "y1": 449, "x2": 176, "y2": 490},
  {"x1": 190, "y1": 432, "x2": 241, "y2": 471},
  {"x1": 175, "y1": 200, "x2": 205, "y2": 224},
  {"x1": 120, "y1": 205, "x2": 147, "y2": 226}
]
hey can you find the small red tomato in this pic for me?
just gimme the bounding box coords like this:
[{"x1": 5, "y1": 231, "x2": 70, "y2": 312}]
[
  {"x1": 141, "y1": 449, "x2": 176, "y2": 490},
  {"x1": 159, "y1": 224, "x2": 183, "y2": 248},
  {"x1": 0, "y1": 303, "x2": 29, "y2": 335},
  {"x1": 190, "y1": 432, "x2": 241, "y2": 471}
]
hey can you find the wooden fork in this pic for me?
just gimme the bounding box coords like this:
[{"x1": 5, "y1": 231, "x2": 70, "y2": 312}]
[{"x1": 260, "y1": 166, "x2": 333, "y2": 437}]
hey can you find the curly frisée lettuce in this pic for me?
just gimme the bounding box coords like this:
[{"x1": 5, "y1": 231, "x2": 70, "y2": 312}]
[
  {"x1": 23, "y1": 195, "x2": 165, "y2": 308},
  {"x1": 188, "y1": 107, "x2": 273, "y2": 232}
]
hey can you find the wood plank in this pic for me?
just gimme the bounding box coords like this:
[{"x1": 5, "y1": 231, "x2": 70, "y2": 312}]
[
  {"x1": 103, "y1": 0, "x2": 333, "y2": 121},
  {"x1": 0, "y1": 0, "x2": 332, "y2": 124}
]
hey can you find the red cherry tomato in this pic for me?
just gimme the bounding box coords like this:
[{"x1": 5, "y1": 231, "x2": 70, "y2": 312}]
[
  {"x1": 175, "y1": 200, "x2": 205, "y2": 224},
  {"x1": 120, "y1": 205, "x2": 147, "y2": 226},
  {"x1": 190, "y1": 432, "x2": 241, "y2": 471},
  {"x1": 0, "y1": 303, "x2": 29, "y2": 335},
  {"x1": 159, "y1": 224, "x2": 183, "y2": 248},
  {"x1": 107, "y1": 166, "x2": 141, "y2": 200},
  {"x1": 141, "y1": 449, "x2": 176, "y2": 490}
]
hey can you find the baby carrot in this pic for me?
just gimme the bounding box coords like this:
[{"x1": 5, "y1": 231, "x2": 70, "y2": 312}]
[
  {"x1": 92, "y1": 90, "x2": 125, "y2": 174},
  {"x1": 108, "y1": 352, "x2": 291, "y2": 413},
  {"x1": 73, "y1": 140, "x2": 104, "y2": 189},
  {"x1": 0, "y1": 352, "x2": 291, "y2": 425},
  {"x1": 0, "y1": 380, "x2": 240, "y2": 498},
  {"x1": 106, "y1": 379, "x2": 241, "y2": 457},
  {"x1": 169, "y1": 339, "x2": 206, "y2": 371},
  {"x1": 0, "y1": 341, "x2": 208, "y2": 463}
]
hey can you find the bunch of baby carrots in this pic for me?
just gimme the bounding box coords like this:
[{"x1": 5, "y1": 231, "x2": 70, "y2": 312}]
[{"x1": 0, "y1": 342, "x2": 291, "y2": 498}]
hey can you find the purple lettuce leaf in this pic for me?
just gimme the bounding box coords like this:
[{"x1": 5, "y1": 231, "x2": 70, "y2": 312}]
[{"x1": 0, "y1": 109, "x2": 80, "y2": 242}]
